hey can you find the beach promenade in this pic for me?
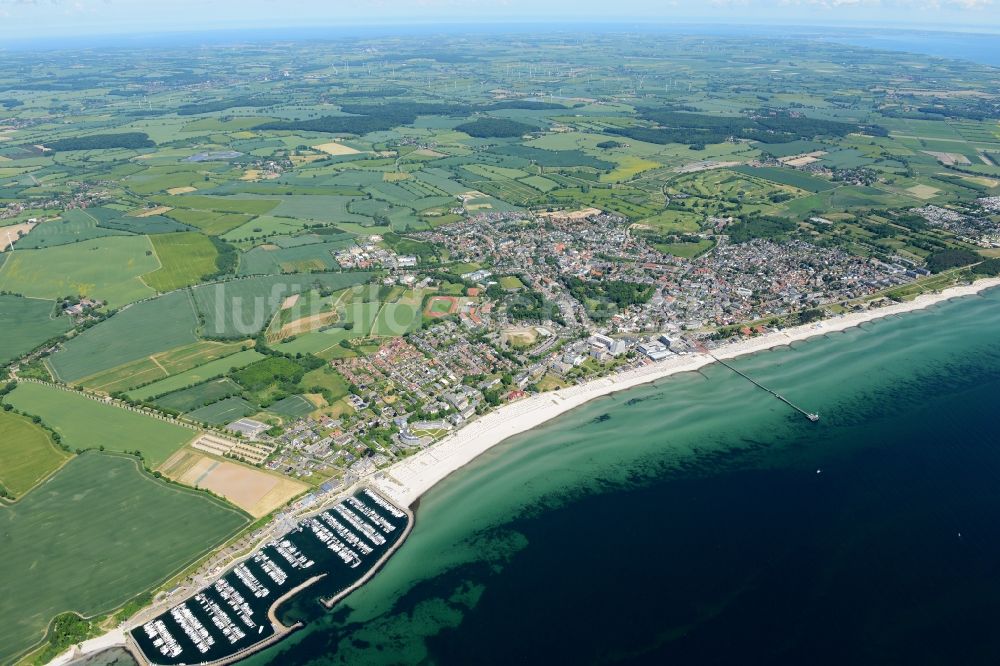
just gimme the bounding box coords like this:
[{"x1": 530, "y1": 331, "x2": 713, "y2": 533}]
[{"x1": 372, "y1": 277, "x2": 1000, "y2": 507}]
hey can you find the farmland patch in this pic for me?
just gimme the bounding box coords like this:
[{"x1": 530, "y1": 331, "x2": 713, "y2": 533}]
[
  {"x1": 0, "y1": 452, "x2": 248, "y2": 664},
  {"x1": 3, "y1": 382, "x2": 196, "y2": 467}
]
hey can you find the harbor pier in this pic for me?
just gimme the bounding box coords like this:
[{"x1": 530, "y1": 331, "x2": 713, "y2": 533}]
[{"x1": 710, "y1": 355, "x2": 820, "y2": 422}]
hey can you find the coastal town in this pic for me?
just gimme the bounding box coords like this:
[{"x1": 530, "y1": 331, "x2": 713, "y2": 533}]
[
  {"x1": 2, "y1": 24, "x2": 1000, "y2": 666},
  {"x1": 191, "y1": 193, "x2": 1000, "y2": 487}
]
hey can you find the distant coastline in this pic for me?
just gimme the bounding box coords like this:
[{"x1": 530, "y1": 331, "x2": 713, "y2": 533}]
[{"x1": 372, "y1": 277, "x2": 1000, "y2": 508}]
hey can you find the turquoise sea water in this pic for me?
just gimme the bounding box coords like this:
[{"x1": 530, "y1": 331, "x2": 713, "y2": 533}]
[
  {"x1": 223, "y1": 289, "x2": 1000, "y2": 663},
  {"x1": 239, "y1": 288, "x2": 1000, "y2": 665}
]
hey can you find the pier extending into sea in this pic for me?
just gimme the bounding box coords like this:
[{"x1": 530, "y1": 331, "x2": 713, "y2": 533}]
[{"x1": 710, "y1": 355, "x2": 820, "y2": 422}]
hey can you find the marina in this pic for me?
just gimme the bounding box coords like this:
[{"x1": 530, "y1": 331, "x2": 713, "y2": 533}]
[{"x1": 128, "y1": 488, "x2": 411, "y2": 666}]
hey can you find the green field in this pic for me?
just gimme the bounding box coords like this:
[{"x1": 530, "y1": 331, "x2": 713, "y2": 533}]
[
  {"x1": 266, "y1": 394, "x2": 315, "y2": 418},
  {"x1": 300, "y1": 365, "x2": 349, "y2": 402},
  {"x1": 152, "y1": 378, "x2": 243, "y2": 413},
  {"x1": 73, "y1": 340, "x2": 249, "y2": 395},
  {"x1": 782, "y1": 185, "x2": 914, "y2": 216},
  {"x1": 731, "y1": 165, "x2": 837, "y2": 192},
  {"x1": 373, "y1": 302, "x2": 421, "y2": 335},
  {"x1": 654, "y1": 238, "x2": 716, "y2": 259},
  {"x1": 499, "y1": 275, "x2": 525, "y2": 290},
  {"x1": 601, "y1": 154, "x2": 662, "y2": 183},
  {"x1": 0, "y1": 452, "x2": 249, "y2": 664},
  {"x1": 155, "y1": 194, "x2": 279, "y2": 216},
  {"x1": 191, "y1": 273, "x2": 373, "y2": 338},
  {"x1": 0, "y1": 411, "x2": 70, "y2": 498},
  {"x1": 636, "y1": 210, "x2": 703, "y2": 233},
  {"x1": 143, "y1": 232, "x2": 219, "y2": 292},
  {"x1": 3, "y1": 382, "x2": 195, "y2": 466},
  {"x1": 164, "y1": 208, "x2": 254, "y2": 236},
  {"x1": 127, "y1": 348, "x2": 265, "y2": 400},
  {"x1": 271, "y1": 195, "x2": 371, "y2": 222},
  {"x1": 0, "y1": 236, "x2": 159, "y2": 307},
  {"x1": 0, "y1": 295, "x2": 73, "y2": 365},
  {"x1": 237, "y1": 239, "x2": 347, "y2": 275},
  {"x1": 49, "y1": 290, "x2": 200, "y2": 383},
  {"x1": 272, "y1": 325, "x2": 366, "y2": 359},
  {"x1": 13, "y1": 210, "x2": 127, "y2": 249},
  {"x1": 186, "y1": 396, "x2": 257, "y2": 425}
]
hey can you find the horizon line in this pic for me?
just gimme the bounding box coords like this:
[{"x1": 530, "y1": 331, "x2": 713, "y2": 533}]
[{"x1": 2, "y1": 19, "x2": 1000, "y2": 49}]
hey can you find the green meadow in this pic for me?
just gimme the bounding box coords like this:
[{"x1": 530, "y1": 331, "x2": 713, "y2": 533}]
[
  {"x1": 186, "y1": 396, "x2": 257, "y2": 425},
  {"x1": 152, "y1": 377, "x2": 244, "y2": 413},
  {"x1": 0, "y1": 295, "x2": 73, "y2": 365},
  {"x1": 3, "y1": 382, "x2": 195, "y2": 466},
  {"x1": 144, "y1": 231, "x2": 219, "y2": 292},
  {"x1": 191, "y1": 272, "x2": 373, "y2": 338},
  {"x1": 0, "y1": 411, "x2": 70, "y2": 498},
  {"x1": 0, "y1": 236, "x2": 159, "y2": 307},
  {"x1": 127, "y1": 348, "x2": 265, "y2": 401},
  {"x1": 48, "y1": 289, "x2": 200, "y2": 383}
]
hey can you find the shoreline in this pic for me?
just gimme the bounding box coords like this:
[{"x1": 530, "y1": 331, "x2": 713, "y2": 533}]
[
  {"x1": 319, "y1": 499, "x2": 416, "y2": 609},
  {"x1": 44, "y1": 276, "x2": 1000, "y2": 666},
  {"x1": 372, "y1": 277, "x2": 1000, "y2": 508}
]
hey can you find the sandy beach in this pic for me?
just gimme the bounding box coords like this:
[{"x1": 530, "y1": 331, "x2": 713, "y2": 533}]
[
  {"x1": 372, "y1": 277, "x2": 1000, "y2": 507},
  {"x1": 46, "y1": 276, "x2": 1000, "y2": 666}
]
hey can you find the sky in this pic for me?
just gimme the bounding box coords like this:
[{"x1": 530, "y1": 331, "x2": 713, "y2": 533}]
[{"x1": 0, "y1": 0, "x2": 997, "y2": 40}]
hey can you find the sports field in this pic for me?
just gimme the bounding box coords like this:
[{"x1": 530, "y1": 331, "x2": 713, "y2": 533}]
[
  {"x1": 48, "y1": 290, "x2": 200, "y2": 384},
  {"x1": 0, "y1": 452, "x2": 249, "y2": 664},
  {"x1": 143, "y1": 232, "x2": 219, "y2": 292},
  {"x1": 425, "y1": 295, "x2": 458, "y2": 317},
  {"x1": 0, "y1": 295, "x2": 73, "y2": 365},
  {"x1": 0, "y1": 411, "x2": 70, "y2": 498},
  {"x1": 499, "y1": 275, "x2": 525, "y2": 290},
  {"x1": 0, "y1": 236, "x2": 159, "y2": 307},
  {"x1": 654, "y1": 238, "x2": 716, "y2": 259},
  {"x1": 3, "y1": 383, "x2": 195, "y2": 467}
]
